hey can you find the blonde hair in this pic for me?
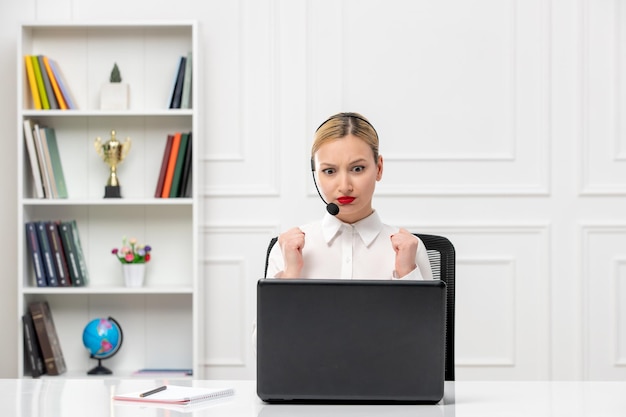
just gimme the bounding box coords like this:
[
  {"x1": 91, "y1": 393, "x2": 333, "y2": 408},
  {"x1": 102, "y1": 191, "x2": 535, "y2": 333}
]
[{"x1": 312, "y1": 112, "x2": 379, "y2": 162}]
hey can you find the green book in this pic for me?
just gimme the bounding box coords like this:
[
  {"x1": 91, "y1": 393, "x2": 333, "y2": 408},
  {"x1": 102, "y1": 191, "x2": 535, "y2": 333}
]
[
  {"x1": 181, "y1": 52, "x2": 193, "y2": 109},
  {"x1": 169, "y1": 132, "x2": 189, "y2": 198},
  {"x1": 70, "y1": 220, "x2": 89, "y2": 285},
  {"x1": 31, "y1": 56, "x2": 49, "y2": 110},
  {"x1": 42, "y1": 127, "x2": 68, "y2": 198}
]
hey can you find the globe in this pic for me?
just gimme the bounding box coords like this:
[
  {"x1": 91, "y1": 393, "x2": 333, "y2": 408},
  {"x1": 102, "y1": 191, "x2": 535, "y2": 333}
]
[{"x1": 82, "y1": 317, "x2": 123, "y2": 375}]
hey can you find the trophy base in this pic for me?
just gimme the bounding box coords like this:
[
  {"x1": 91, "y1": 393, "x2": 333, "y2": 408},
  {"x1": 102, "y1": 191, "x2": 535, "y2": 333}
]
[{"x1": 104, "y1": 185, "x2": 122, "y2": 198}]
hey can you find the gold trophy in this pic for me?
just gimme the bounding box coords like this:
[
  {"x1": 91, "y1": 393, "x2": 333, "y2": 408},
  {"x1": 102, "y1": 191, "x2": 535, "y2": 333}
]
[{"x1": 94, "y1": 130, "x2": 131, "y2": 198}]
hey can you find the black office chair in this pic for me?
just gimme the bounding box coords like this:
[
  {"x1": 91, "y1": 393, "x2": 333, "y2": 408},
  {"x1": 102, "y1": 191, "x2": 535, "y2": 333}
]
[{"x1": 263, "y1": 233, "x2": 456, "y2": 381}]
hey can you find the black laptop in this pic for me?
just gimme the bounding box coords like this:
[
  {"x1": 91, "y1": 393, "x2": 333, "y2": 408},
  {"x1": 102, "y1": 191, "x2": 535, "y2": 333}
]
[{"x1": 256, "y1": 279, "x2": 447, "y2": 404}]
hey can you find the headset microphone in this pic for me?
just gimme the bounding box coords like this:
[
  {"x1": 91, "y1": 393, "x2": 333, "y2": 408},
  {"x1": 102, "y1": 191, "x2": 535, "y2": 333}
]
[{"x1": 310, "y1": 159, "x2": 339, "y2": 216}]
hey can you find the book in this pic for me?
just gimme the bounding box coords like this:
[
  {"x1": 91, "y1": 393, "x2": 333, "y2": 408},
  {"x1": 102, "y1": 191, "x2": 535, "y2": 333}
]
[
  {"x1": 161, "y1": 132, "x2": 182, "y2": 198},
  {"x1": 180, "y1": 52, "x2": 193, "y2": 109},
  {"x1": 36, "y1": 221, "x2": 58, "y2": 287},
  {"x1": 46, "y1": 222, "x2": 71, "y2": 287},
  {"x1": 24, "y1": 56, "x2": 42, "y2": 110},
  {"x1": 169, "y1": 56, "x2": 187, "y2": 109},
  {"x1": 58, "y1": 222, "x2": 84, "y2": 287},
  {"x1": 33, "y1": 124, "x2": 56, "y2": 198},
  {"x1": 28, "y1": 301, "x2": 66, "y2": 376},
  {"x1": 25, "y1": 222, "x2": 47, "y2": 287},
  {"x1": 31, "y1": 56, "x2": 49, "y2": 110},
  {"x1": 169, "y1": 132, "x2": 189, "y2": 197},
  {"x1": 42, "y1": 56, "x2": 67, "y2": 110},
  {"x1": 48, "y1": 59, "x2": 76, "y2": 110},
  {"x1": 178, "y1": 132, "x2": 193, "y2": 198},
  {"x1": 69, "y1": 220, "x2": 89, "y2": 285},
  {"x1": 154, "y1": 134, "x2": 174, "y2": 198},
  {"x1": 113, "y1": 385, "x2": 234, "y2": 405},
  {"x1": 37, "y1": 55, "x2": 59, "y2": 110},
  {"x1": 42, "y1": 127, "x2": 68, "y2": 198},
  {"x1": 22, "y1": 314, "x2": 45, "y2": 378},
  {"x1": 23, "y1": 119, "x2": 45, "y2": 199}
]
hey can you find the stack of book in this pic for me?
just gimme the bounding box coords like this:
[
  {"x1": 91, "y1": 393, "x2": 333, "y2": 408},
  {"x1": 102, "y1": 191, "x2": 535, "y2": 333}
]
[
  {"x1": 154, "y1": 132, "x2": 193, "y2": 198},
  {"x1": 25, "y1": 220, "x2": 88, "y2": 288},
  {"x1": 22, "y1": 301, "x2": 66, "y2": 377},
  {"x1": 24, "y1": 55, "x2": 76, "y2": 110},
  {"x1": 23, "y1": 120, "x2": 67, "y2": 199},
  {"x1": 169, "y1": 52, "x2": 192, "y2": 109}
]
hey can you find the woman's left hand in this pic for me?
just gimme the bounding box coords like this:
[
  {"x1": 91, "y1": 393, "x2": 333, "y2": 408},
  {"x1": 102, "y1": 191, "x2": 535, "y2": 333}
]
[{"x1": 391, "y1": 228, "x2": 418, "y2": 278}]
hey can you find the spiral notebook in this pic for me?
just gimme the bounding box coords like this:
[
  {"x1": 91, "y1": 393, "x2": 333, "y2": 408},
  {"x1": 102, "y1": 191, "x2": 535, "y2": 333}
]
[{"x1": 113, "y1": 384, "x2": 234, "y2": 405}]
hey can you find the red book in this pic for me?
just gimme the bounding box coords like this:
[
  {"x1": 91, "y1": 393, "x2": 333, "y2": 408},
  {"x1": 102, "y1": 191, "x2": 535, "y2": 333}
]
[
  {"x1": 154, "y1": 134, "x2": 174, "y2": 198},
  {"x1": 161, "y1": 132, "x2": 181, "y2": 198}
]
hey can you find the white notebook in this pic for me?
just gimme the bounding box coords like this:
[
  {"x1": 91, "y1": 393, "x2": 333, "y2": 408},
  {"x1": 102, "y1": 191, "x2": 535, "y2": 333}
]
[{"x1": 113, "y1": 384, "x2": 234, "y2": 405}]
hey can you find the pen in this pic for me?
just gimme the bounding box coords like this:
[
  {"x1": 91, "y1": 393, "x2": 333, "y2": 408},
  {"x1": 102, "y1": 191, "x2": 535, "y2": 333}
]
[{"x1": 140, "y1": 385, "x2": 167, "y2": 397}]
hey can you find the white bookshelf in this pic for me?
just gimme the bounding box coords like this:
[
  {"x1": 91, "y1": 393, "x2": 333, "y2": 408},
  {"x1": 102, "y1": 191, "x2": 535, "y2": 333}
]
[{"x1": 16, "y1": 22, "x2": 199, "y2": 378}]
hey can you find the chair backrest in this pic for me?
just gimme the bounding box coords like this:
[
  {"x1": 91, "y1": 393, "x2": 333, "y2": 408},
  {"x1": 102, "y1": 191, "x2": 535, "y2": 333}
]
[
  {"x1": 413, "y1": 233, "x2": 455, "y2": 381},
  {"x1": 263, "y1": 233, "x2": 455, "y2": 381}
]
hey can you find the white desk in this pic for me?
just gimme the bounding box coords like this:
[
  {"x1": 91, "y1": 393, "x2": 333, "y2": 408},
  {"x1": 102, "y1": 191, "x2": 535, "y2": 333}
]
[{"x1": 3, "y1": 378, "x2": 625, "y2": 416}]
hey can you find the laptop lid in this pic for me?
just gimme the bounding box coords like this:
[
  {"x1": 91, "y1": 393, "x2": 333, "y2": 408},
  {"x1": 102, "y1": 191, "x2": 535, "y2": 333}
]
[{"x1": 256, "y1": 279, "x2": 446, "y2": 404}]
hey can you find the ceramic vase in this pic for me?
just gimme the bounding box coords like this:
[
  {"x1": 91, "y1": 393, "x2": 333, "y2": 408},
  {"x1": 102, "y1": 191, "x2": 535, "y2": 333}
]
[{"x1": 122, "y1": 263, "x2": 145, "y2": 287}]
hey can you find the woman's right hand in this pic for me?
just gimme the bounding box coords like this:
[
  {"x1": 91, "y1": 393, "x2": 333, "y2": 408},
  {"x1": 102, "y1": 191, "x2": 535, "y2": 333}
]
[{"x1": 277, "y1": 227, "x2": 305, "y2": 278}]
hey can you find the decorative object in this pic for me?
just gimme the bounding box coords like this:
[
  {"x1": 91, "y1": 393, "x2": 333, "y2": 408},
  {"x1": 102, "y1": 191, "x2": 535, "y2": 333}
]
[
  {"x1": 112, "y1": 237, "x2": 152, "y2": 287},
  {"x1": 94, "y1": 130, "x2": 131, "y2": 198},
  {"x1": 122, "y1": 263, "x2": 146, "y2": 287},
  {"x1": 82, "y1": 317, "x2": 123, "y2": 375},
  {"x1": 100, "y1": 62, "x2": 129, "y2": 110}
]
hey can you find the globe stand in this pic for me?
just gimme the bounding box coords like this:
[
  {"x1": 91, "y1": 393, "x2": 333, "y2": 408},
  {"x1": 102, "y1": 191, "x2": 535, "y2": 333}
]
[{"x1": 87, "y1": 357, "x2": 112, "y2": 375}]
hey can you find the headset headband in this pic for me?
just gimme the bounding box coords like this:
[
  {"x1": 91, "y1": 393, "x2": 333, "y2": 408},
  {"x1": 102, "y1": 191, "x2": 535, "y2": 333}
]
[{"x1": 315, "y1": 112, "x2": 379, "y2": 139}]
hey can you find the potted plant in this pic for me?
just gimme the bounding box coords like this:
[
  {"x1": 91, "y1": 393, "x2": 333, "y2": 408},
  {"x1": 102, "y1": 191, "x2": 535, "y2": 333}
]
[
  {"x1": 100, "y1": 63, "x2": 129, "y2": 110},
  {"x1": 112, "y1": 236, "x2": 152, "y2": 287}
]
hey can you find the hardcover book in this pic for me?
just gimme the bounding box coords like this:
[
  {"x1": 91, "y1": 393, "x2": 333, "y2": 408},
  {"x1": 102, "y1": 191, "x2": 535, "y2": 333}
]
[
  {"x1": 36, "y1": 221, "x2": 58, "y2": 287},
  {"x1": 70, "y1": 220, "x2": 89, "y2": 285},
  {"x1": 24, "y1": 56, "x2": 42, "y2": 110},
  {"x1": 155, "y1": 134, "x2": 174, "y2": 198},
  {"x1": 48, "y1": 59, "x2": 76, "y2": 110},
  {"x1": 23, "y1": 119, "x2": 45, "y2": 199},
  {"x1": 161, "y1": 132, "x2": 182, "y2": 198},
  {"x1": 28, "y1": 301, "x2": 67, "y2": 376},
  {"x1": 37, "y1": 55, "x2": 59, "y2": 110},
  {"x1": 42, "y1": 56, "x2": 67, "y2": 110},
  {"x1": 169, "y1": 56, "x2": 186, "y2": 109},
  {"x1": 42, "y1": 127, "x2": 68, "y2": 198},
  {"x1": 58, "y1": 221, "x2": 84, "y2": 287},
  {"x1": 169, "y1": 132, "x2": 189, "y2": 198},
  {"x1": 33, "y1": 124, "x2": 56, "y2": 198},
  {"x1": 22, "y1": 313, "x2": 46, "y2": 378},
  {"x1": 46, "y1": 222, "x2": 71, "y2": 286},
  {"x1": 180, "y1": 52, "x2": 193, "y2": 109},
  {"x1": 178, "y1": 132, "x2": 193, "y2": 198},
  {"x1": 31, "y1": 55, "x2": 49, "y2": 110},
  {"x1": 25, "y1": 222, "x2": 46, "y2": 287}
]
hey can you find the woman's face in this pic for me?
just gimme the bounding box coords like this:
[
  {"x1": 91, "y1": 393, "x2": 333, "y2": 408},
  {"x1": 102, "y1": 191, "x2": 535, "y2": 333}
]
[{"x1": 314, "y1": 134, "x2": 383, "y2": 224}]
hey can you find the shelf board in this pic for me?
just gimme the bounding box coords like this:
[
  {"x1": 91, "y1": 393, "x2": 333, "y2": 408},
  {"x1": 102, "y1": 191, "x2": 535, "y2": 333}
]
[
  {"x1": 22, "y1": 286, "x2": 194, "y2": 295},
  {"x1": 21, "y1": 109, "x2": 193, "y2": 117},
  {"x1": 21, "y1": 198, "x2": 193, "y2": 206}
]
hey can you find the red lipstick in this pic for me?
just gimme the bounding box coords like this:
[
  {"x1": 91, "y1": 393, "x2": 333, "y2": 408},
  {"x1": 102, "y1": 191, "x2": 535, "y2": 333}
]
[{"x1": 337, "y1": 196, "x2": 355, "y2": 204}]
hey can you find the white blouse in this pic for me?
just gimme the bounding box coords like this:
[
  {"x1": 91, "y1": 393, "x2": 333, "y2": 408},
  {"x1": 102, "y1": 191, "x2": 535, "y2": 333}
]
[{"x1": 266, "y1": 211, "x2": 433, "y2": 280}]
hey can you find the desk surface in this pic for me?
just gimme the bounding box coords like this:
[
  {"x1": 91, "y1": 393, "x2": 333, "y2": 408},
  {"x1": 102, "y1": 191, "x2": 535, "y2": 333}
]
[{"x1": 3, "y1": 378, "x2": 625, "y2": 416}]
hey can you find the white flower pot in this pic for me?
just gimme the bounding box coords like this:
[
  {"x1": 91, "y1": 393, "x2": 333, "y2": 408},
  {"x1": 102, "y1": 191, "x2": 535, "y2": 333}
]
[
  {"x1": 122, "y1": 263, "x2": 145, "y2": 287},
  {"x1": 100, "y1": 83, "x2": 129, "y2": 110}
]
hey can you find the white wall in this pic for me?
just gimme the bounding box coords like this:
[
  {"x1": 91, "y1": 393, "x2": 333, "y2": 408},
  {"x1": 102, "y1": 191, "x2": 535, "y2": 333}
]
[{"x1": 0, "y1": 0, "x2": 624, "y2": 380}]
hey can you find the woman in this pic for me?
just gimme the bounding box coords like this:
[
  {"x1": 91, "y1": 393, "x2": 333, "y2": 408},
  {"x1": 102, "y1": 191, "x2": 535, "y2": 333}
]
[{"x1": 267, "y1": 112, "x2": 432, "y2": 280}]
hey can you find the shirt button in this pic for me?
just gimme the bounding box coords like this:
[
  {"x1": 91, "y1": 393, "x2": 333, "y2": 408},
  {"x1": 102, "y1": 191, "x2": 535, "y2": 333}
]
[{"x1": 345, "y1": 257, "x2": 351, "y2": 264}]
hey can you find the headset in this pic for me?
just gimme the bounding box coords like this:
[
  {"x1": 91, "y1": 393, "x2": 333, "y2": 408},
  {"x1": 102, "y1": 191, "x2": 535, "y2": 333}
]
[{"x1": 310, "y1": 113, "x2": 379, "y2": 216}]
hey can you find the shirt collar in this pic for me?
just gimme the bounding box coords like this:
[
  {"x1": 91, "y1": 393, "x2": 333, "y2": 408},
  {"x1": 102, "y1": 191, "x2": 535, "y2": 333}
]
[{"x1": 321, "y1": 211, "x2": 383, "y2": 247}]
